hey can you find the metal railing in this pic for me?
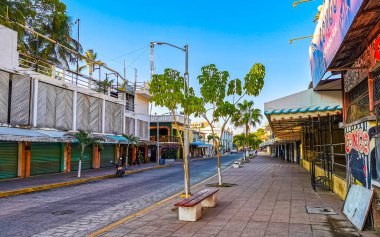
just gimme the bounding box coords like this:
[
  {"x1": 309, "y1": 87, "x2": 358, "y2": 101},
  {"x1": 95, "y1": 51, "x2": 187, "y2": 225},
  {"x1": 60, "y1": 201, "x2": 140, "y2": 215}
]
[
  {"x1": 311, "y1": 150, "x2": 332, "y2": 191},
  {"x1": 18, "y1": 52, "x2": 135, "y2": 96},
  {"x1": 150, "y1": 135, "x2": 182, "y2": 143}
]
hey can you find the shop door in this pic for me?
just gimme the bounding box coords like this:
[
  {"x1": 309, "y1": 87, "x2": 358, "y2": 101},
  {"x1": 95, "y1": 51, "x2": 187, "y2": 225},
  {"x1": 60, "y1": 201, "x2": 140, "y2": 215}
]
[
  {"x1": 71, "y1": 143, "x2": 93, "y2": 171},
  {"x1": 100, "y1": 144, "x2": 115, "y2": 168},
  {"x1": 0, "y1": 142, "x2": 18, "y2": 179},
  {"x1": 30, "y1": 143, "x2": 61, "y2": 176}
]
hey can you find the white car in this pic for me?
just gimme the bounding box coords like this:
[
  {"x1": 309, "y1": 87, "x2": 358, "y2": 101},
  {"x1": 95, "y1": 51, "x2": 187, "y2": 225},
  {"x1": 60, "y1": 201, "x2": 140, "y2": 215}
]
[{"x1": 231, "y1": 149, "x2": 238, "y2": 154}]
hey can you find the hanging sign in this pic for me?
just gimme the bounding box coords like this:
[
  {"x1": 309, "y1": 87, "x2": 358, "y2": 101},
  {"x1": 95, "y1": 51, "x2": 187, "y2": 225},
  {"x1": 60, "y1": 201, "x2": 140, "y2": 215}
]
[{"x1": 310, "y1": 0, "x2": 364, "y2": 88}]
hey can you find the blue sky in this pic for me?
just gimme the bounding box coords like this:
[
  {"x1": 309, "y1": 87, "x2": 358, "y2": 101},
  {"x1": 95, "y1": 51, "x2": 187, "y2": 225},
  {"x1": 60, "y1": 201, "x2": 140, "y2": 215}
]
[{"x1": 63, "y1": 0, "x2": 321, "y2": 126}]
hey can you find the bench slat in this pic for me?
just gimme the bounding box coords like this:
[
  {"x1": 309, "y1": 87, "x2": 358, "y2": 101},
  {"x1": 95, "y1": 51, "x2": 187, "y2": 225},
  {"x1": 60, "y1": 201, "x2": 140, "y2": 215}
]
[
  {"x1": 183, "y1": 190, "x2": 218, "y2": 207},
  {"x1": 175, "y1": 188, "x2": 218, "y2": 207}
]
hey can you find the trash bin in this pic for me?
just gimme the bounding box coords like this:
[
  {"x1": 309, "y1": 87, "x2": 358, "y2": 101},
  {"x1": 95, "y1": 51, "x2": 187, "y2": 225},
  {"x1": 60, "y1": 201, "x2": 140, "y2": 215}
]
[{"x1": 159, "y1": 158, "x2": 165, "y2": 165}]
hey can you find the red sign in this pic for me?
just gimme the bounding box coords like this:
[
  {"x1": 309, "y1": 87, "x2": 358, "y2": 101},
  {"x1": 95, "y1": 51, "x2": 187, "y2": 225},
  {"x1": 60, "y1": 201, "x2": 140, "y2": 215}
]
[
  {"x1": 345, "y1": 129, "x2": 370, "y2": 155},
  {"x1": 375, "y1": 37, "x2": 380, "y2": 61}
]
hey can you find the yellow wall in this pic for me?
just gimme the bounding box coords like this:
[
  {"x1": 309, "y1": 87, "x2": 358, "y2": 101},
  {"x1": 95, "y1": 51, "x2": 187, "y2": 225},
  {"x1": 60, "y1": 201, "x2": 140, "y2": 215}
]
[
  {"x1": 302, "y1": 160, "x2": 311, "y2": 171},
  {"x1": 301, "y1": 161, "x2": 347, "y2": 201},
  {"x1": 332, "y1": 175, "x2": 347, "y2": 201}
]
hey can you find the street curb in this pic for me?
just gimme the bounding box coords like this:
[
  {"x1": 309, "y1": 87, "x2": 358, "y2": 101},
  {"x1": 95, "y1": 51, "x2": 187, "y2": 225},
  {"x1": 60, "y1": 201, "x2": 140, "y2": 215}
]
[
  {"x1": 0, "y1": 164, "x2": 174, "y2": 198},
  {"x1": 87, "y1": 163, "x2": 235, "y2": 237}
]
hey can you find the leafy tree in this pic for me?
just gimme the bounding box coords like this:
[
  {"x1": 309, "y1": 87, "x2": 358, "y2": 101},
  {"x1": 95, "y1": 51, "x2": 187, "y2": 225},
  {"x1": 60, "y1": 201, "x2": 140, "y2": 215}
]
[
  {"x1": 149, "y1": 68, "x2": 204, "y2": 197},
  {"x1": 73, "y1": 130, "x2": 103, "y2": 178},
  {"x1": 94, "y1": 78, "x2": 114, "y2": 94},
  {"x1": 78, "y1": 49, "x2": 105, "y2": 77},
  {"x1": 198, "y1": 63, "x2": 265, "y2": 185},
  {"x1": 233, "y1": 133, "x2": 245, "y2": 150},
  {"x1": 122, "y1": 134, "x2": 139, "y2": 166},
  {"x1": 232, "y1": 100, "x2": 262, "y2": 159},
  {"x1": 0, "y1": 0, "x2": 81, "y2": 68}
]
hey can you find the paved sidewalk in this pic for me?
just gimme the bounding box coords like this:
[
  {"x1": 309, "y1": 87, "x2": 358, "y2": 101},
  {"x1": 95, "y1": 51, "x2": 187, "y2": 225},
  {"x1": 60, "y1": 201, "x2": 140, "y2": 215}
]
[
  {"x1": 0, "y1": 162, "x2": 171, "y2": 194},
  {"x1": 97, "y1": 156, "x2": 379, "y2": 237}
]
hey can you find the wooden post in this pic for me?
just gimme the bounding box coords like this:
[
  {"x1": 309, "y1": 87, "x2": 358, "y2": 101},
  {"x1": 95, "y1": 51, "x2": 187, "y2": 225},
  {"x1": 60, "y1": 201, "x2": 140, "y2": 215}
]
[
  {"x1": 93, "y1": 144, "x2": 100, "y2": 168},
  {"x1": 17, "y1": 142, "x2": 26, "y2": 178},
  {"x1": 145, "y1": 146, "x2": 148, "y2": 163},
  {"x1": 132, "y1": 146, "x2": 136, "y2": 163}
]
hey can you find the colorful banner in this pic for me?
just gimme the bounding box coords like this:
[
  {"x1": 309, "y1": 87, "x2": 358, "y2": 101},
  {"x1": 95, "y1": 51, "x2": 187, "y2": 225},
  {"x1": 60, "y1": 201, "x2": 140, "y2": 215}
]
[
  {"x1": 345, "y1": 120, "x2": 380, "y2": 188},
  {"x1": 310, "y1": 0, "x2": 364, "y2": 88}
]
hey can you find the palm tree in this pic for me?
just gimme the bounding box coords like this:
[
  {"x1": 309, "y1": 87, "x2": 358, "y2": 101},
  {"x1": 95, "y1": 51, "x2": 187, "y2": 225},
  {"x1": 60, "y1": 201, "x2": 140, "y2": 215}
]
[
  {"x1": 0, "y1": 0, "x2": 81, "y2": 69},
  {"x1": 73, "y1": 130, "x2": 103, "y2": 178},
  {"x1": 122, "y1": 134, "x2": 139, "y2": 166},
  {"x1": 78, "y1": 49, "x2": 105, "y2": 77},
  {"x1": 233, "y1": 100, "x2": 262, "y2": 160}
]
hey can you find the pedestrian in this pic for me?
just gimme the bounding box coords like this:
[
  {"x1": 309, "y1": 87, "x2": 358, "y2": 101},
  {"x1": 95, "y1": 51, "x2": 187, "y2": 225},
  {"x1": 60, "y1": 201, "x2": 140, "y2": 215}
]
[{"x1": 279, "y1": 148, "x2": 285, "y2": 162}]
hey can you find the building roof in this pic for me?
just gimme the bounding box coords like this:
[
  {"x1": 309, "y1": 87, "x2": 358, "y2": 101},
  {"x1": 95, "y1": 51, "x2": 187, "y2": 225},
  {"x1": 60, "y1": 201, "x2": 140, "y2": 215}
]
[{"x1": 264, "y1": 89, "x2": 342, "y2": 117}]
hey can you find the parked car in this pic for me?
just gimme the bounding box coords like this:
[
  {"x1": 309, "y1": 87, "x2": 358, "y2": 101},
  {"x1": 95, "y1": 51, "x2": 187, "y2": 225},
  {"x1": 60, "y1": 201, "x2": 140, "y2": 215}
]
[{"x1": 231, "y1": 149, "x2": 238, "y2": 154}]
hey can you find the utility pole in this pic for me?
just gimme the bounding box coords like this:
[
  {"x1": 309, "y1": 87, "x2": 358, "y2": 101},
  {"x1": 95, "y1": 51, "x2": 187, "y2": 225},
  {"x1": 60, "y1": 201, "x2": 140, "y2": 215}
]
[
  {"x1": 150, "y1": 42, "x2": 191, "y2": 197},
  {"x1": 75, "y1": 19, "x2": 80, "y2": 85},
  {"x1": 123, "y1": 60, "x2": 126, "y2": 80}
]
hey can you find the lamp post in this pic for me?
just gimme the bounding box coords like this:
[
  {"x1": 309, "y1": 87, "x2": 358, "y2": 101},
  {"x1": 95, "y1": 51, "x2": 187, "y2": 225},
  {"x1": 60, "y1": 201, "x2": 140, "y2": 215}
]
[{"x1": 150, "y1": 42, "x2": 190, "y2": 196}]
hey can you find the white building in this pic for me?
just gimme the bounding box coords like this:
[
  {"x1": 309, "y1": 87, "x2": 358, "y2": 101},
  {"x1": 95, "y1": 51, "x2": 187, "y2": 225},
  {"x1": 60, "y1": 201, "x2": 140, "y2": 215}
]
[{"x1": 191, "y1": 121, "x2": 233, "y2": 153}]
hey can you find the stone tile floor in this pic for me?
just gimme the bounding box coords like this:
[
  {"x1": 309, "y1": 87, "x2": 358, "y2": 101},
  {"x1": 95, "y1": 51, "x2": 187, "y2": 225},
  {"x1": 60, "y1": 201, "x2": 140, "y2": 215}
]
[{"x1": 99, "y1": 156, "x2": 380, "y2": 237}]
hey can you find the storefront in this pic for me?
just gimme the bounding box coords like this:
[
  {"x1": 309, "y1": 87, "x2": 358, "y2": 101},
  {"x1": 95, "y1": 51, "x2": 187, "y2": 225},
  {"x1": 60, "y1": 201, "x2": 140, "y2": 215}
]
[
  {"x1": 0, "y1": 142, "x2": 18, "y2": 179},
  {"x1": 30, "y1": 142, "x2": 62, "y2": 176},
  {"x1": 309, "y1": 0, "x2": 380, "y2": 229}
]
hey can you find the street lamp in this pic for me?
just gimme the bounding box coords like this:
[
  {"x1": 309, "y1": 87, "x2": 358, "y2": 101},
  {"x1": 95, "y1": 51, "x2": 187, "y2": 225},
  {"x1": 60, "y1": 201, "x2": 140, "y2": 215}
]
[{"x1": 150, "y1": 42, "x2": 190, "y2": 197}]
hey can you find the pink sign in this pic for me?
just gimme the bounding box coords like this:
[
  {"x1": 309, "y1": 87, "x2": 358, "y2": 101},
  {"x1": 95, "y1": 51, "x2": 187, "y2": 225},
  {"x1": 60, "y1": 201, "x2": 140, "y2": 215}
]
[{"x1": 310, "y1": 0, "x2": 364, "y2": 87}]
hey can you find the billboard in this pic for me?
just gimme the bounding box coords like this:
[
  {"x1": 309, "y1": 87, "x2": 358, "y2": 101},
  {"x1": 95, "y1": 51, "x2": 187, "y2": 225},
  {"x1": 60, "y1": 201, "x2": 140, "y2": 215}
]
[{"x1": 309, "y1": 0, "x2": 364, "y2": 88}]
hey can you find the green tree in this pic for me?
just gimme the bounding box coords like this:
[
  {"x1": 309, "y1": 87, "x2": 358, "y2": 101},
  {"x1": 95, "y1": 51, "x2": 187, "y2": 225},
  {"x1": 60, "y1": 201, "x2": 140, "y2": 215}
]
[
  {"x1": 198, "y1": 63, "x2": 265, "y2": 186},
  {"x1": 0, "y1": 0, "x2": 81, "y2": 68},
  {"x1": 232, "y1": 100, "x2": 262, "y2": 160},
  {"x1": 149, "y1": 68, "x2": 204, "y2": 197},
  {"x1": 73, "y1": 130, "x2": 103, "y2": 178},
  {"x1": 94, "y1": 78, "x2": 114, "y2": 94},
  {"x1": 233, "y1": 133, "x2": 245, "y2": 150},
  {"x1": 122, "y1": 134, "x2": 139, "y2": 166},
  {"x1": 78, "y1": 49, "x2": 105, "y2": 77}
]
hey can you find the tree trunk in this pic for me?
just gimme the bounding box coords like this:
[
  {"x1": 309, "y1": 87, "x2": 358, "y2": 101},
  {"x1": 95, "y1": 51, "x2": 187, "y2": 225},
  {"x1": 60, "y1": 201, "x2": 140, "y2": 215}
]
[
  {"x1": 77, "y1": 144, "x2": 85, "y2": 178},
  {"x1": 245, "y1": 123, "x2": 249, "y2": 160},
  {"x1": 172, "y1": 111, "x2": 190, "y2": 197},
  {"x1": 78, "y1": 160, "x2": 82, "y2": 178},
  {"x1": 126, "y1": 144, "x2": 129, "y2": 167}
]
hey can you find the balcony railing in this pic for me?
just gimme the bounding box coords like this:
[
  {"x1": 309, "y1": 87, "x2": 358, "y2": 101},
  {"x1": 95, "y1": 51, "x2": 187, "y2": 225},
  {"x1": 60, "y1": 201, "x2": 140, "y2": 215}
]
[
  {"x1": 150, "y1": 135, "x2": 182, "y2": 143},
  {"x1": 18, "y1": 52, "x2": 135, "y2": 96}
]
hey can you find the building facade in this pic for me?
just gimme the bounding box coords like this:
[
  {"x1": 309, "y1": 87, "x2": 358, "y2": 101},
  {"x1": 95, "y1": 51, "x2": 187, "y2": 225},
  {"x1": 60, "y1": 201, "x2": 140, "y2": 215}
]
[
  {"x1": 0, "y1": 26, "x2": 150, "y2": 179},
  {"x1": 263, "y1": 0, "x2": 380, "y2": 230}
]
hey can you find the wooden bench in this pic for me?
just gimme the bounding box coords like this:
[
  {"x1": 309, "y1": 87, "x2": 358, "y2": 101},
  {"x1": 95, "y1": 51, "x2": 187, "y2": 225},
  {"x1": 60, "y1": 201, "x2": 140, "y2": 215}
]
[{"x1": 174, "y1": 188, "x2": 219, "y2": 221}]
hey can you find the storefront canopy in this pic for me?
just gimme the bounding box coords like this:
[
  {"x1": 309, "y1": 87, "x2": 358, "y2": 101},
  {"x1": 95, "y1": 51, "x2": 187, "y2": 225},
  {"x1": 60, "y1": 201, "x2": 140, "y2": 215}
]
[
  {"x1": 0, "y1": 127, "x2": 73, "y2": 142},
  {"x1": 264, "y1": 89, "x2": 342, "y2": 141},
  {"x1": 0, "y1": 127, "x2": 128, "y2": 144},
  {"x1": 191, "y1": 141, "x2": 212, "y2": 148}
]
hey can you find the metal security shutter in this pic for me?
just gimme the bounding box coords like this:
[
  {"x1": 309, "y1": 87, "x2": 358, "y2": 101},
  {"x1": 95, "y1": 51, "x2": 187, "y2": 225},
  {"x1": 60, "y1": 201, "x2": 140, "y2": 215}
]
[
  {"x1": 100, "y1": 144, "x2": 115, "y2": 168},
  {"x1": 30, "y1": 143, "x2": 61, "y2": 176},
  {"x1": 71, "y1": 143, "x2": 93, "y2": 171},
  {"x1": 0, "y1": 142, "x2": 18, "y2": 179}
]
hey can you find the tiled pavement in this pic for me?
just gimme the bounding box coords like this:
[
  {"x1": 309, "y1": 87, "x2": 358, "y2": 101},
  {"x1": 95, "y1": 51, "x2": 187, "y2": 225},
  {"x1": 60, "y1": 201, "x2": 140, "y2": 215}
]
[{"x1": 99, "y1": 156, "x2": 380, "y2": 237}]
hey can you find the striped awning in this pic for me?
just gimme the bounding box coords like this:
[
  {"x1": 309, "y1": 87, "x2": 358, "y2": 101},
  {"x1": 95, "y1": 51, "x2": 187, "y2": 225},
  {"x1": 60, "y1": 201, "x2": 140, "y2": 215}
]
[{"x1": 265, "y1": 105, "x2": 342, "y2": 115}]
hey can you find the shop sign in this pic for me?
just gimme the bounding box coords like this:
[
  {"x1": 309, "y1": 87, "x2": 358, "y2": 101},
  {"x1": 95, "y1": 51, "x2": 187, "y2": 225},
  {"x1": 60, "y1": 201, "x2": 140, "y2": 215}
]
[
  {"x1": 345, "y1": 129, "x2": 369, "y2": 155},
  {"x1": 310, "y1": 0, "x2": 364, "y2": 88},
  {"x1": 375, "y1": 37, "x2": 380, "y2": 61}
]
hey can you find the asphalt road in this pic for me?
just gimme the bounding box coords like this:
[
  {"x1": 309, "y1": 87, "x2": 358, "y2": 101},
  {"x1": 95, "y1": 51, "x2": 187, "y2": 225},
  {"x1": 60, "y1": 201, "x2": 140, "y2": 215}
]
[{"x1": 0, "y1": 153, "x2": 243, "y2": 237}]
